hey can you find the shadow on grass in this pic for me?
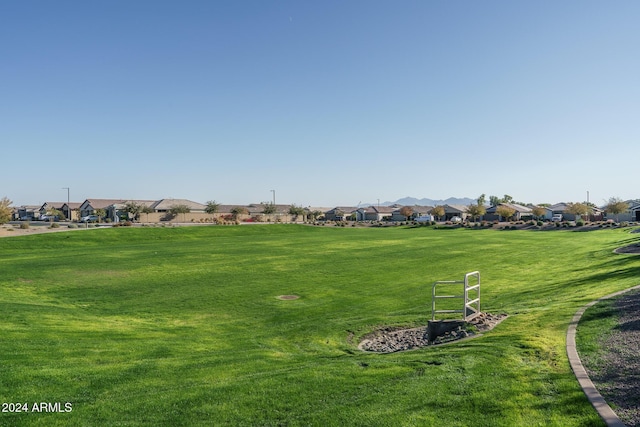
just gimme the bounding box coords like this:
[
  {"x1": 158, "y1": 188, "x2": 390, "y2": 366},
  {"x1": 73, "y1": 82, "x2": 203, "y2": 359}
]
[{"x1": 556, "y1": 248, "x2": 640, "y2": 291}]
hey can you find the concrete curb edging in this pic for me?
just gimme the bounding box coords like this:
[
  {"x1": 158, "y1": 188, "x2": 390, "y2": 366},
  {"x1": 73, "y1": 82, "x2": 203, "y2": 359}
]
[{"x1": 567, "y1": 284, "x2": 640, "y2": 427}]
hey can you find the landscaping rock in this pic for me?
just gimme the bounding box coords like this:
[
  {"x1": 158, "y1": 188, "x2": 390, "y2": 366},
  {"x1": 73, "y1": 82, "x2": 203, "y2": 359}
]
[{"x1": 358, "y1": 312, "x2": 507, "y2": 353}]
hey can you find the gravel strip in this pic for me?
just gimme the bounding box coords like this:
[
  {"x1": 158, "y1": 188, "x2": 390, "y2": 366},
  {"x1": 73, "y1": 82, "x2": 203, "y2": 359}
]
[{"x1": 584, "y1": 290, "x2": 640, "y2": 426}]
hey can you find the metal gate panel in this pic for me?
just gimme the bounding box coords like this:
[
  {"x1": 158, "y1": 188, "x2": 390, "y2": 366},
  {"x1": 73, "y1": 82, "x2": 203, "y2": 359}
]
[{"x1": 432, "y1": 271, "x2": 481, "y2": 321}]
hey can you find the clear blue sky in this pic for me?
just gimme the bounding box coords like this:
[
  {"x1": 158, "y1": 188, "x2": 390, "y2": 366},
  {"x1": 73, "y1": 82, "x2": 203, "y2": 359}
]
[{"x1": 3, "y1": 1, "x2": 639, "y2": 207}]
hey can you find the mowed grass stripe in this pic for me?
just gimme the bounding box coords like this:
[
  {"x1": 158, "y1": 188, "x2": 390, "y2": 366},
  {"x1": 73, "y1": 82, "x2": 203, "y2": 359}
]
[{"x1": 0, "y1": 225, "x2": 637, "y2": 426}]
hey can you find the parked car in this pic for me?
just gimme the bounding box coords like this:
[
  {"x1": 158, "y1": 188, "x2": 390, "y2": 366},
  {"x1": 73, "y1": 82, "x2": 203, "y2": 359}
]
[
  {"x1": 80, "y1": 215, "x2": 99, "y2": 223},
  {"x1": 40, "y1": 215, "x2": 60, "y2": 222},
  {"x1": 451, "y1": 216, "x2": 462, "y2": 223},
  {"x1": 552, "y1": 214, "x2": 563, "y2": 222}
]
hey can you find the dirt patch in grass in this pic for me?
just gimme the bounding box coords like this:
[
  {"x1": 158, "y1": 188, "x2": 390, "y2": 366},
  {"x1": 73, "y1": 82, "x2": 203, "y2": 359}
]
[
  {"x1": 358, "y1": 312, "x2": 507, "y2": 353},
  {"x1": 276, "y1": 295, "x2": 300, "y2": 300}
]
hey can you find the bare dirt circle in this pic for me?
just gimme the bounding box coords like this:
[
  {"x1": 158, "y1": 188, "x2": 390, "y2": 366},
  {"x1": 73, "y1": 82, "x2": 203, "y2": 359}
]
[{"x1": 276, "y1": 295, "x2": 300, "y2": 300}]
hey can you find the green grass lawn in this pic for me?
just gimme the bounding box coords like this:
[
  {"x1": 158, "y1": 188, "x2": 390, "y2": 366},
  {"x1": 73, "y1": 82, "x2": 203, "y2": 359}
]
[{"x1": 1, "y1": 224, "x2": 639, "y2": 426}]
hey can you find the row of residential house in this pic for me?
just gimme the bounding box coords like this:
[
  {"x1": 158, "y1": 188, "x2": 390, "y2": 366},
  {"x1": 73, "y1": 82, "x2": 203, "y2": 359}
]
[
  {"x1": 323, "y1": 203, "x2": 612, "y2": 222},
  {"x1": 12, "y1": 198, "x2": 640, "y2": 224}
]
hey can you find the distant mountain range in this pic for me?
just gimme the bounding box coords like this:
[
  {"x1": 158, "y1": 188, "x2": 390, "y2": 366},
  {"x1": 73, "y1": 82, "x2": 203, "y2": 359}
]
[{"x1": 370, "y1": 197, "x2": 476, "y2": 207}]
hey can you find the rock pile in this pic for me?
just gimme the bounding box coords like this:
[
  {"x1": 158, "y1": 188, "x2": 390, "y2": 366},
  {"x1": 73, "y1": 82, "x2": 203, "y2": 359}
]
[{"x1": 358, "y1": 312, "x2": 507, "y2": 353}]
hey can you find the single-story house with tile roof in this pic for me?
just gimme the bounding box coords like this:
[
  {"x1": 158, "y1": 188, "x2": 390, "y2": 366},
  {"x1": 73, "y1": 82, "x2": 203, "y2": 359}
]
[
  {"x1": 79, "y1": 199, "x2": 127, "y2": 221},
  {"x1": 604, "y1": 199, "x2": 640, "y2": 222},
  {"x1": 80, "y1": 199, "x2": 156, "y2": 222},
  {"x1": 40, "y1": 201, "x2": 85, "y2": 221},
  {"x1": 39, "y1": 202, "x2": 66, "y2": 218},
  {"x1": 324, "y1": 207, "x2": 358, "y2": 221},
  {"x1": 484, "y1": 203, "x2": 533, "y2": 221},
  {"x1": 547, "y1": 203, "x2": 572, "y2": 220},
  {"x1": 61, "y1": 202, "x2": 83, "y2": 221},
  {"x1": 443, "y1": 204, "x2": 469, "y2": 221},
  {"x1": 547, "y1": 202, "x2": 604, "y2": 222},
  {"x1": 391, "y1": 205, "x2": 434, "y2": 221},
  {"x1": 361, "y1": 205, "x2": 395, "y2": 221}
]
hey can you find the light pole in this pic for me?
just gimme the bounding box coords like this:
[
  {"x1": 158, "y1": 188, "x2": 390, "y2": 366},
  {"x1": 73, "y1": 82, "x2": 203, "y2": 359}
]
[
  {"x1": 62, "y1": 187, "x2": 70, "y2": 221},
  {"x1": 270, "y1": 190, "x2": 276, "y2": 221}
]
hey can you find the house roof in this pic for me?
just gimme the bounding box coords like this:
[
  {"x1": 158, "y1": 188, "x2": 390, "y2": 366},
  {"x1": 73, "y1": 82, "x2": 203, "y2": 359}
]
[
  {"x1": 150, "y1": 199, "x2": 207, "y2": 211},
  {"x1": 392, "y1": 205, "x2": 434, "y2": 213},
  {"x1": 443, "y1": 204, "x2": 468, "y2": 213},
  {"x1": 486, "y1": 203, "x2": 532, "y2": 214},
  {"x1": 625, "y1": 200, "x2": 640, "y2": 210},
  {"x1": 40, "y1": 201, "x2": 66, "y2": 210},
  {"x1": 110, "y1": 200, "x2": 158, "y2": 209},
  {"x1": 82, "y1": 199, "x2": 129, "y2": 209},
  {"x1": 326, "y1": 207, "x2": 358, "y2": 214},
  {"x1": 364, "y1": 205, "x2": 395, "y2": 214}
]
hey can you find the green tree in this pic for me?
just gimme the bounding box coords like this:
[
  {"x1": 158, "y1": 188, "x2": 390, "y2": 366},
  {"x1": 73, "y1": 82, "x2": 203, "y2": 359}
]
[
  {"x1": 531, "y1": 206, "x2": 546, "y2": 220},
  {"x1": 495, "y1": 206, "x2": 515, "y2": 221},
  {"x1": 0, "y1": 197, "x2": 13, "y2": 224},
  {"x1": 490, "y1": 194, "x2": 515, "y2": 206},
  {"x1": 169, "y1": 204, "x2": 191, "y2": 222},
  {"x1": 262, "y1": 202, "x2": 276, "y2": 215},
  {"x1": 94, "y1": 208, "x2": 106, "y2": 223},
  {"x1": 603, "y1": 197, "x2": 629, "y2": 222},
  {"x1": 288, "y1": 204, "x2": 305, "y2": 222},
  {"x1": 566, "y1": 202, "x2": 591, "y2": 222},
  {"x1": 124, "y1": 202, "x2": 142, "y2": 222},
  {"x1": 46, "y1": 208, "x2": 63, "y2": 223},
  {"x1": 309, "y1": 210, "x2": 322, "y2": 221},
  {"x1": 465, "y1": 204, "x2": 486, "y2": 222},
  {"x1": 477, "y1": 194, "x2": 486, "y2": 206},
  {"x1": 205, "y1": 200, "x2": 220, "y2": 215},
  {"x1": 231, "y1": 206, "x2": 248, "y2": 220},
  {"x1": 430, "y1": 205, "x2": 445, "y2": 221},
  {"x1": 399, "y1": 206, "x2": 414, "y2": 221}
]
